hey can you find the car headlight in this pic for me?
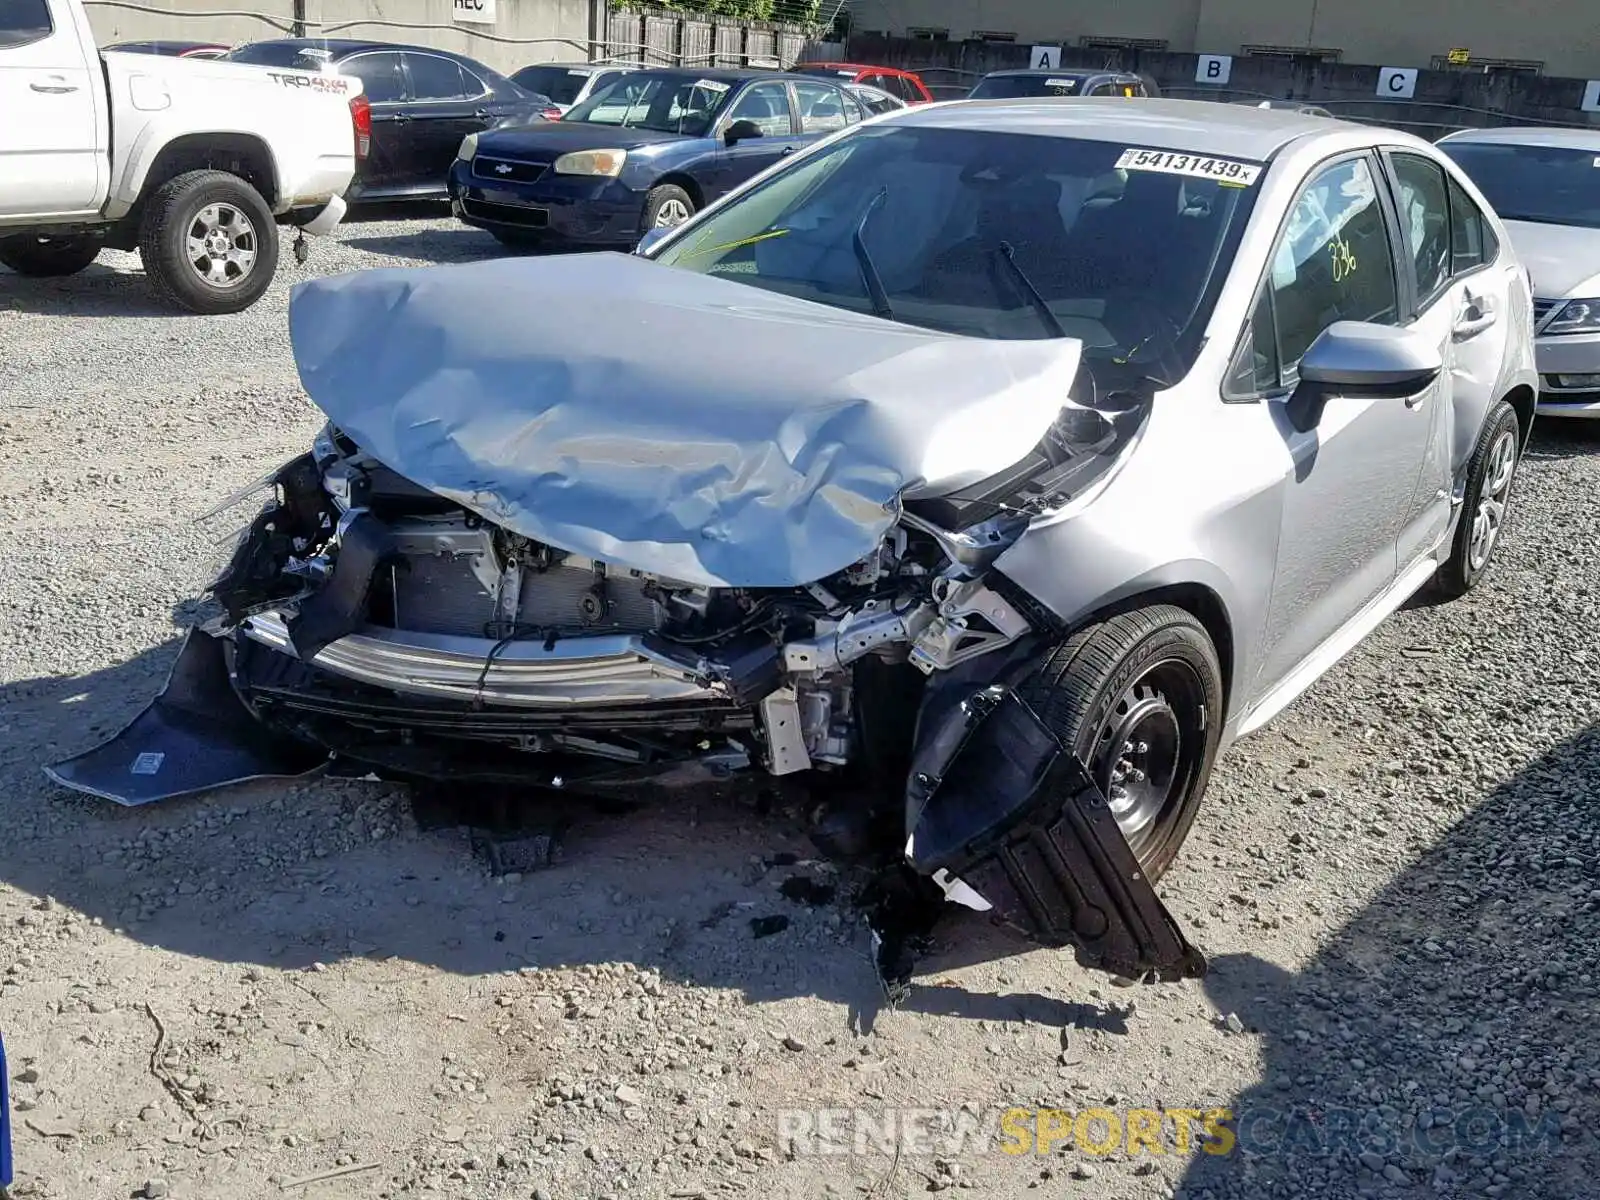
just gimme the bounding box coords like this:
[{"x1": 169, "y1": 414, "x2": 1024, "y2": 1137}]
[
  {"x1": 456, "y1": 132, "x2": 478, "y2": 162},
  {"x1": 553, "y1": 149, "x2": 627, "y2": 177},
  {"x1": 1544, "y1": 298, "x2": 1600, "y2": 335}
]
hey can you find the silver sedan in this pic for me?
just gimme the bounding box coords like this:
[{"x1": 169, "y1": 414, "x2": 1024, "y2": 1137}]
[
  {"x1": 50, "y1": 99, "x2": 1539, "y2": 983},
  {"x1": 1438, "y1": 126, "x2": 1600, "y2": 416}
]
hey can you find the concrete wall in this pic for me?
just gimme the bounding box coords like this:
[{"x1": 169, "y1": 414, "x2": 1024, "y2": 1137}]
[
  {"x1": 848, "y1": 0, "x2": 1600, "y2": 79},
  {"x1": 84, "y1": 0, "x2": 603, "y2": 74},
  {"x1": 838, "y1": 35, "x2": 1600, "y2": 138}
]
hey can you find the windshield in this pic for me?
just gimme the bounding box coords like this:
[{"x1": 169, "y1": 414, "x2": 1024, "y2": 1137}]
[
  {"x1": 793, "y1": 65, "x2": 859, "y2": 79},
  {"x1": 513, "y1": 65, "x2": 596, "y2": 105},
  {"x1": 222, "y1": 42, "x2": 332, "y2": 69},
  {"x1": 651, "y1": 125, "x2": 1261, "y2": 379},
  {"x1": 563, "y1": 73, "x2": 731, "y2": 136},
  {"x1": 1440, "y1": 141, "x2": 1600, "y2": 230},
  {"x1": 969, "y1": 74, "x2": 1086, "y2": 99}
]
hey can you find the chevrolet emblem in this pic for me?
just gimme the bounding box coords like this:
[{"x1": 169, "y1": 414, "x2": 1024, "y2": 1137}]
[{"x1": 494, "y1": 163, "x2": 513, "y2": 174}]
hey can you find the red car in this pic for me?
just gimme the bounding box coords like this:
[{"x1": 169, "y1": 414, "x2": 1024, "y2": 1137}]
[{"x1": 791, "y1": 61, "x2": 934, "y2": 104}]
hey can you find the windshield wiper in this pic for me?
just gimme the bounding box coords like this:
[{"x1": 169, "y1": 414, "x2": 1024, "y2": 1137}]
[
  {"x1": 993, "y1": 241, "x2": 1066, "y2": 338},
  {"x1": 853, "y1": 187, "x2": 893, "y2": 319}
]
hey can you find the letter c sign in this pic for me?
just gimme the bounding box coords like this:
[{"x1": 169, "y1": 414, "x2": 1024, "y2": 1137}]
[{"x1": 1377, "y1": 67, "x2": 1418, "y2": 98}]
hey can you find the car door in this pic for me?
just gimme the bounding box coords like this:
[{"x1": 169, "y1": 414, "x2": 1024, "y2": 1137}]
[
  {"x1": 0, "y1": 0, "x2": 102, "y2": 216},
  {"x1": 1248, "y1": 152, "x2": 1436, "y2": 693},
  {"x1": 403, "y1": 52, "x2": 480, "y2": 193},
  {"x1": 338, "y1": 50, "x2": 408, "y2": 195},
  {"x1": 713, "y1": 80, "x2": 799, "y2": 196}
]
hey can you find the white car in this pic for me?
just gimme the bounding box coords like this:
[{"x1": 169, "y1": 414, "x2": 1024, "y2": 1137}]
[
  {"x1": 0, "y1": 0, "x2": 362, "y2": 312},
  {"x1": 846, "y1": 82, "x2": 906, "y2": 116},
  {"x1": 510, "y1": 60, "x2": 639, "y2": 115},
  {"x1": 1439, "y1": 127, "x2": 1600, "y2": 416}
]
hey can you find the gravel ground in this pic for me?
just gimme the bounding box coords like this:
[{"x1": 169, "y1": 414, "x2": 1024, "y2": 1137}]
[{"x1": 1, "y1": 212, "x2": 1598, "y2": 1200}]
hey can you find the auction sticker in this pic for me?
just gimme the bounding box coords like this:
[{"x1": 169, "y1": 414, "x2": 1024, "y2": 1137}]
[
  {"x1": 1115, "y1": 147, "x2": 1262, "y2": 187},
  {"x1": 130, "y1": 752, "x2": 165, "y2": 776},
  {"x1": 695, "y1": 79, "x2": 731, "y2": 93}
]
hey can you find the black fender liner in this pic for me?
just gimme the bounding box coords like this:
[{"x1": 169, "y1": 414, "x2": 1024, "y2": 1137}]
[{"x1": 904, "y1": 684, "x2": 1205, "y2": 983}]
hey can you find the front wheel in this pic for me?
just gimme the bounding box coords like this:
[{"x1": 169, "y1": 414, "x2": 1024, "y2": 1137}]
[
  {"x1": 641, "y1": 183, "x2": 695, "y2": 233},
  {"x1": 1017, "y1": 605, "x2": 1225, "y2": 881},
  {"x1": 138, "y1": 169, "x2": 279, "y2": 315},
  {"x1": 1434, "y1": 399, "x2": 1521, "y2": 599},
  {"x1": 0, "y1": 233, "x2": 102, "y2": 277}
]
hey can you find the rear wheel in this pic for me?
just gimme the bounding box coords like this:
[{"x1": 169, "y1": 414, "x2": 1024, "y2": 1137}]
[
  {"x1": 1017, "y1": 605, "x2": 1224, "y2": 881},
  {"x1": 138, "y1": 169, "x2": 278, "y2": 315},
  {"x1": 0, "y1": 233, "x2": 101, "y2": 277},
  {"x1": 1434, "y1": 399, "x2": 1520, "y2": 599},
  {"x1": 641, "y1": 184, "x2": 695, "y2": 233}
]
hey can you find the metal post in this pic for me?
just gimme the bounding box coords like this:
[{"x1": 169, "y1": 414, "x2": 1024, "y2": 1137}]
[
  {"x1": 1, "y1": 1031, "x2": 13, "y2": 1195},
  {"x1": 293, "y1": 0, "x2": 307, "y2": 39}
]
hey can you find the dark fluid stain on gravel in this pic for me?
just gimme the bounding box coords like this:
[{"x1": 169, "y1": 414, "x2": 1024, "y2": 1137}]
[
  {"x1": 749, "y1": 915, "x2": 791, "y2": 938},
  {"x1": 779, "y1": 876, "x2": 837, "y2": 907}
]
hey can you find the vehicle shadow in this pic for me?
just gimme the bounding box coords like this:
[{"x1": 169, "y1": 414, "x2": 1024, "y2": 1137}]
[
  {"x1": 0, "y1": 627, "x2": 1103, "y2": 1032},
  {"x1": 0, "y1": 260, "x2": 174, "y2": 319},
  {"x1": 1176, "y1": 725, "x2": 1600, "y2": 1198},
  {"x1": 338, "y1": 227, "x2": 508, "y2": 265}
]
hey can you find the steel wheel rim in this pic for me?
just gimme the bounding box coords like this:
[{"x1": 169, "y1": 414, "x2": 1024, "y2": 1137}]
[
  {"x1": 653, "y1": 197, "x2": 691, "y2": 228},
  {"x1": 1468, "y1": 429, "x2": 1516, "y2": 573},
  {"x1": 185, "y1": 203, "x2": 258, "y2": 290},
  {"x1": 1090, "y1": 659, "x2": 1207, "y2": 859}
]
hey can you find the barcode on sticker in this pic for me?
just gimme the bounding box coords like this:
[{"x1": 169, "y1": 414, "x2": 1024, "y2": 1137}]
[
  {"x1": 694, "y1": 79, "x2": 731, "y2": 93},
  {"x1": 1115, "y1": 147, "x2": 1262, "y2": 187},
  {"x1": 130, "y1": 751, "x2": 165, "y2": 776},
  {"x1": 1045, "y1": 78, "x2": 1078, "y2": 89}
]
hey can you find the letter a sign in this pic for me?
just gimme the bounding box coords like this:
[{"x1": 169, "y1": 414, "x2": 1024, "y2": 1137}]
[{"x1": 1030, "y1": 45, "x2": 1061, "y2": 70}]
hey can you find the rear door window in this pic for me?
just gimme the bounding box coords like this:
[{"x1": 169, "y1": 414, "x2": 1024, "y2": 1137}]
[
  {"x1": 0, "y1": 0, "x2": 53, "y2": 48},
  {"x1": 406, "y1": 53, "x2": 468, "y2": 101},
  {"x1": 343, "y1": 51, "x2": 406, "y2": 103},
  {"x1": 793, "y1": 80, "x2": 850, "y2": 134},
  {"x1": 1446, "y1": 175, "x2": 1497, "y2": 274},
  {"x1": 1389, "y1": 152, "x2": 1452, "y2": 306}
]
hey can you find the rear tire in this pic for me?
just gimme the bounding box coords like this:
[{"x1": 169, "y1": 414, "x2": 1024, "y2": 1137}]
[
  {"x1": 138, "y1": 169, "x2": 278, "y2": 315},
  {"x1": 0, "y1": 233, "x2": 101, "y2": 277},
  {"x1": 1434, "y1": 399, "x2": 1520, "y2": 599},
  {"x1": 1016, "y1": 605, "x2": 1224, "y2": 881}
]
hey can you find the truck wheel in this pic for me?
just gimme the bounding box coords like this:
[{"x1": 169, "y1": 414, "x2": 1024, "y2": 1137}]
[
  {"x1": 0, "y1": 234, "x2": 101, "y2": 277},
  {"x1": 138, "y1": 170, "x2": 278, "y2": 315},
  {"x1": 1016, "y1": 605, "x2": 1224, "y2": 882}
]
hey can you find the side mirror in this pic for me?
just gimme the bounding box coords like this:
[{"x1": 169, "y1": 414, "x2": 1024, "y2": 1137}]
[
  {"x1": 634, "y1": 225, "x2": 672, "y2": 256},
  {"x1": 724, "y1": 118, "x2": 763, "y2": 146},
  {"x1": 1286, "y1": 321, "x2": 1442, "y2": 433}
]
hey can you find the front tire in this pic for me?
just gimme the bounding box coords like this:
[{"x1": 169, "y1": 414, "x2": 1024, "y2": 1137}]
[
  {"x1": 641, "y1": 184, "x2": 695, "y2": 233},
  {"x1": 1434, "y1": 398, "x2": 1520, "y2": 599},
  {"x1": 1017, "y1": 605, "x2": 1224, "y2": 881},
  {"x1": 138, "y1": 169, "x2": 278, "y2": 315},
  {"x1": 0, "y1": 233, "x2": 101, "y2": 277}
]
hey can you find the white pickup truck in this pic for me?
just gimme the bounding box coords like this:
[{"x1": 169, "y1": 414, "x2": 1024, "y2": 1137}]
[{"x1": 0, "y1": 0, "x2": 366, "y2": 313}]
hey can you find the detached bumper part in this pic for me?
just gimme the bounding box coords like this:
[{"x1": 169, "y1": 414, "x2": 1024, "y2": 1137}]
[
  {"x1": 906, "y1": 686, "x2": 1205, "y2": 982},
  {"x1": 44, "y1": 629, "x2": 326, "y2": 806},
  {"x1": 296, "y1": 194, "x2": 348, "y2": 238}
]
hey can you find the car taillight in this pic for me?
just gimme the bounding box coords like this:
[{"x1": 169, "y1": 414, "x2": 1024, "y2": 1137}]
[
  {"x1": 542, "y1": 106, "x2": 562, "y2": 121},
  {"x1": 349, "y1": 94, "x2": 372, "y2": 160}
]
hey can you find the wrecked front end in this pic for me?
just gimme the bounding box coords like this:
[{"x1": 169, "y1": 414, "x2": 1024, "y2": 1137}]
[{"x1": 49, "y1": 254, "x2": 1204, "y2": 982}]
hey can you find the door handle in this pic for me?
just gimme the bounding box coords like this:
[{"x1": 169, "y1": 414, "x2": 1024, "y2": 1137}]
[
  {"x1": 391, "y1": 112, "x2": 412, "y2": 124},
  {"x1": 475, "y1": 108, "x2": 492, "y2": 118},
  {"x1": 1453, "y1": 299, "x2": 1497, "y2": 340},
  {"x1": 30, "y1": 78, "x2": 79, "y2": 93},
  {"x1": 780, "y1": 145, "x2": 797, "y2": 156}
]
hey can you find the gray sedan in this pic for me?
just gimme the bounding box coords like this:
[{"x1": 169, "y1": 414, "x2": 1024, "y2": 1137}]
[
  {"x1": 50, "y1": 100, "x2": 1538, "y2": 983},
  {"x1": 1438, "y1": 126, "x2": 1600, "y2": 416}
]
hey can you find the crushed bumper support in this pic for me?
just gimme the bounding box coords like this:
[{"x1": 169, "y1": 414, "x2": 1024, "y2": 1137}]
[
  {"x1": 44, "y1": 629, "x2": 327, "y2": 806},
  {"x1": 906, "y1": 686, "x2": 1205, "y2": 982}
]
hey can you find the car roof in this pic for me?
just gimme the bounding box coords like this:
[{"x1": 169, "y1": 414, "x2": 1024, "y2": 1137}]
[
  {"x1": 799, "y1": 62, "x2": 913, "y2": 74},
  {"x1": 241, "y1": 37, "x2": 473, "y2": 59},
  {"x1": 1437, "y1": 125, "x2": 1600, "y2": 151},
  {"x1": 517, "y1": 60, "x2": 634, "y2": 70},
  {"x1": 980, "y1": 68, "x2": 1132, "y2": 79},
  {"x1": 901, "y1": 96, "x2": 1366, "y2": 160}
]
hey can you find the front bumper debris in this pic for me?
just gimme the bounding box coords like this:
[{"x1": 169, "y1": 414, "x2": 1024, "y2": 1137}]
[
  {"x1": 44, "y1": 629, "x2": 327, "y2": 806},
  {"x1": 905, "y1": 685, "x2": 1205, "y2": 982}
]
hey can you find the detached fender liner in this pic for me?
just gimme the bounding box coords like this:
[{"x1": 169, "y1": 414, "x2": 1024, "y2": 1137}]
[
  {"x1": 43, "y1": 628, "x2": 327, "y2": 806},
  {"x1": 906, "y1": 686, "x2": 1205, "y2": 982}
]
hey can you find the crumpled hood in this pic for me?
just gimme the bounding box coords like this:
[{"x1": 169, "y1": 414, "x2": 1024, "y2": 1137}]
[
  {"x1": 288, "y1": 252, "x2": 1081, "y2": 589},
  {"x1": 1502, "y1": 220, "x2": 1600, "y2": 300}
]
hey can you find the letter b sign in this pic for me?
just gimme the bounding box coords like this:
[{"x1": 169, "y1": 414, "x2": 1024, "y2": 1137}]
[{"x1": 1195, "y1": 54, "x2": 1231, "y2": 85}]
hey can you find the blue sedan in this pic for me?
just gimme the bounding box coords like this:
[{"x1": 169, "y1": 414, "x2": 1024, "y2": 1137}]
[{"x1": 447, "y1": 67, "x2": 874, "y2": 249}]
